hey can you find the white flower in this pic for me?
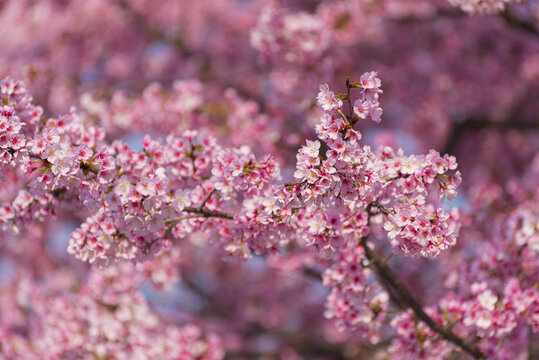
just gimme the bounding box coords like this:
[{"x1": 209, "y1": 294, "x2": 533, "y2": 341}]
[
  {"x1": 477, "y1": 290, "x2": 497, "y2": 311},
  {"x1": 174, "y1": 189, "x2": 191, "y2": 211}
]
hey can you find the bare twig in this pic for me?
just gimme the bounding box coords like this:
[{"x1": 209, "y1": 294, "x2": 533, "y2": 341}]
[
  {"x1": 165, "y1": 190, "x2": 233, "y2": 225},
  {"x1": 198, "y1": 189, "x2": 217, "y2": 210},
  {"x1": 345, "y1": 77, "x2": 354, "y2": 124},
  {"x1": 165, "y1": 214, "x2": 206, "y2": 224},
  {"x1": 282, "y1": 180, "x2": 304, "y2": 187},
  {"x1": 370, "y1": 201, "x2": 392, "y2": 216},
  {"x1": 182, "y1": 206, "x2": 234, "y2": 220}
]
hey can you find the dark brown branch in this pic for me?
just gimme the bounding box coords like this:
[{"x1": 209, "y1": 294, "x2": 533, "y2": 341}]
[
  {"x1": 182, "y1": 206, "x2": 234, "y2": 220},
  {"x1": 359, "y1": 236, "x2": 486, "y2": 359},
  {"x1": 282, "y1": 180, "x2": 304, "y2": 187},
  {"x1": 370, "y1": 201, "x2": 392, "y2": 216},
  {"x1": 501, "y1": 8, "x2": 538, "y2": 36},
  {"x1": 395, "y1": 8, "x2": 463, "y2": 25},
  {"x1": 166, "y1": 189, "x2": 234, "y2": 223},
  {"x1": 165, "y1": 214, "x2": 205, "y2": 223},
  {"x1": 78, "y1": 161, "x2": 100, "y2": 175},
  {"x1": 28, "y1": 152, "x2": 44, "y2": 160},
  {"x1": 442, "y1": 117, "x2": 539, "y2": 155},
  {"x1": 198, "y1": 189, "x2": 217, "y2": 210},
  {"x1": 302, "y1": 266, "x2": 322, "y2": 280},
  {"x1": 165, "y1": 208, "x2": 234, "y2": 225},
  {"x1": 345, "y1": 77, "x2": 354, "y2": 124},
  {"x1": 114, "y1": 0, "x2": 191, "y2": 57},
  {"x1": 394, "y1": 5, "x2": 538, "y2": 38}
]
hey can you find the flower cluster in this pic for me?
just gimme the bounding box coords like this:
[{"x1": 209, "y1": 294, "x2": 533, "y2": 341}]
[
  {"x1": 430, "y1": 277, "x2": 539, "y2": 358},
  {"x1": 316, "y1": 71, "x2": 383, "y2": 123},
  {"x1": 380, "y1": 149, "x2": 462, "y2": 256},
  {"x1": 460, "y1": 280, "x2": 539, "y2": 336},
  {"x1": 81, "y1": 79, "x2": 204, "y2": 134},
  {"x1": 383, "y1": 203, "x2": 460, "y2": 257},
  {"x1": 316, "y1": 84, "x2": 343, "y2": 112},
  {"x1": 353, "y1": 71, "x2": 383, "y2": 123},
  {"x1": 389, "y1": 310, "x2": 454, "y2": 360},
  {"x1": 0, "y1": 266, "x2": 223, "y2": 360},
  {"x1": 1, "y1": 77, "x2": 287, "y2": 265},
  {"x1": 81, "y1": 80, "x2": 284, "y2": 161},
  {"x1": 448, "y1": 0, "x2": 518, "y2": 14},
  {"x1": 251, "y1": 5, "x2": 330, "y2": 65},
  {"x1": 323, "y1": 244, "x2": 390, "y2": 342},
  {"x1": 288, "y1": 78, "x2": 461, "y2": 258},
  {"x1": 67, "y1": 130, "x2": 285, "y2": 264}
]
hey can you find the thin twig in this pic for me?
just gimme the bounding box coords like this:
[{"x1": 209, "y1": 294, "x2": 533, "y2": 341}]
[
  {"x1": 282, "y1": 180, "x2": 304, "y2": 187},
  {"x1": 370, "y1": 201, "x2": 392, "y2": 216},
  {"x1": 182, "y1": 206, "x2": 234, "y2": 220},
  {"x1": 165, "y1": 214, "x2": 206, "y2": 224},
  {"x1": 198, "y1": 189, "x2": 217, "y2": 210},
  {"x1": 165, "y1": 189, "x2": 234, "y2": 226},
  {"x1": 345, "y1": 77, "x2": 355, "y2": 125}
]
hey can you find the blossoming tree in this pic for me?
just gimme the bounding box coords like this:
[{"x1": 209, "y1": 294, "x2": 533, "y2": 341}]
[{"x1": 0, "y1": 0, "x2": 537, "y2": 359}]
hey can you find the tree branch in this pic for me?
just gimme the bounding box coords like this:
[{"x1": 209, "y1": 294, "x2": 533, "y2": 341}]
[
  {"x1": 500, "y1": 8, "x2": 538, "y2": 36},
  {"x1": 182, "y1": 206, "x2": 234, "y2": 220},
  {"x1": 442, "y1": 116, "x2": 539, "y2": 155},
  {"x1": 393, "y1": 5, "x2": 538, "y2": 38},
  {"x1": 198, "y1": 189, "x2": 217, "y2": 210},
  {"x1": 359, "y1": 236, "x2": 485, "y2": 359},
  {"x1": 114, "y1": 0, "x2": 191, "y2": 57},
  {"x1": 165, "y1": 207, "x2": 234, "y2": 225}
]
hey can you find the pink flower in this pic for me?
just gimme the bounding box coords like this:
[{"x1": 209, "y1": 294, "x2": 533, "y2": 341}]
[
  {"x1": 478, "y1": 290, "x2": 498, "y2": 311},
  {"x1": 174, "y1": 189, "x2": 191, "y2": 211},
  {"x1": 317, "y1": 84, "x2": 343, "y2": 111},
  {"x1": 359, "y1": 71, "x2": 382, "y2": 90}
]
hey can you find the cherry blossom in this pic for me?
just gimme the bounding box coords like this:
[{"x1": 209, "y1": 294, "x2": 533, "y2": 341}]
[{"x1": 0, "y1": 1, "x2": 538, "y2": 358}]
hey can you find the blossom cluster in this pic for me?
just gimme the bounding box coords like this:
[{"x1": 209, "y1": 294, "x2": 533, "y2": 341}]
[
  {"x1": 430, "y1": 277, "x2": 539, "y2": 358},
  {"x1": 0, "y1": 265, "x2": 223, "y2": 360},
  {"x1": 352, "y1": 71, "x2": 383, "y2": 124},
  {"x1": 389, "y1": 310, "x2": 454, "y2": 360},
  {"x1": 67, "y1": 130, "x2": 287, "y2": 263},
  {"x1": 288, "y1": 79, "x2": 461, "y2": 258},
  {"x1": 323, "y1": 244, "x2": 390, "y2": 342},
  {"x1": 461, "y1": 280, "x2": 538, "y2": 336},
  {"x1": 448, "y1": 0, "x2": 519, "y2": 13},
  {"x1": 251, "y1": 5, "x2": 330, "y2": 65},
  {"x1": 1, "y1": 76, "x2": 286, "y2": 265},
  {"x1": 317, "y1": 71, "x2": 383, "y2": 123}
]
